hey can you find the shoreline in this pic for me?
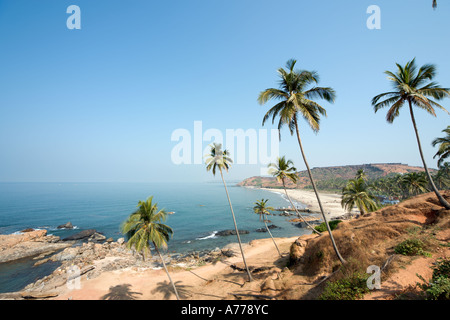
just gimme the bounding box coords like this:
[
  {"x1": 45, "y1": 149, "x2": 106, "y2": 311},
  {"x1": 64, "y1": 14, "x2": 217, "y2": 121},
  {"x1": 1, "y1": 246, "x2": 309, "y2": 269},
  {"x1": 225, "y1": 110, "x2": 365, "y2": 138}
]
[
  {"x1": 259, "y1": 187, "x2": 356, "y2": 219},
  {"x1": 52, "y1": 235, "x2": 305, "y2": 300}
]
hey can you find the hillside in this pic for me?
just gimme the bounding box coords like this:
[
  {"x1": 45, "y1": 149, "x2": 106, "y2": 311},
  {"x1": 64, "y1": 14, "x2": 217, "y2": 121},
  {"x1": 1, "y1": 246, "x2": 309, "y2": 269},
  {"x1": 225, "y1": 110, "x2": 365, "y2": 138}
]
[{"x1": 238, "y1": 163, "x2": 431, "y2": 190}]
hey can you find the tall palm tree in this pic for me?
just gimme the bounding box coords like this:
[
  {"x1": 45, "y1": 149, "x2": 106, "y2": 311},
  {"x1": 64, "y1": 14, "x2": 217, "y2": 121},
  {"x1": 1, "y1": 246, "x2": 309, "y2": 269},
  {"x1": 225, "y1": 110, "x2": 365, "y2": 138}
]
[
  {"x1": 267, "y1": 156, "x2": 321, "y2": 236},
  {"x1": 259, "y1": 59, "x2": 345, "y2": 264},
  {"x1": 372, "y1": 58, "x2": 450, "y2": 209},
  {"x1": 253, "y1": 199, "x2": 281, "y2": 257},
  {"x1": 432, "y1": 126, "x2": 450, "y2": 167},
  {"x1": 341, "y1": 178, "x2": 379, "y2": 215},
  {"x1": 205, "y1": 143, "x2": 253, "y2": 282},
  {"x1": 121, "y1": 196, "x2": 180, "y2": 300}
]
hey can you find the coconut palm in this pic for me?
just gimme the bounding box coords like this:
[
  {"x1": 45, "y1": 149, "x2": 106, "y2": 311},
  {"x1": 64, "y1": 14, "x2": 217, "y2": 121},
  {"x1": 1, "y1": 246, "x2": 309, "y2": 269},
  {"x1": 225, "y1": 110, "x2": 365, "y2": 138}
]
[
  {"x1": 259, "y1": 59, "x2": 345, "y2": 264},
  {"x1": 267, "y1": 156, "x2": 321, "y2": 236},
  {"x1": 434, "y1": 163, "x2": 450, "y2": 189},
  {"x1": 205, "y1": 143, "x2": 253, "y2": 282},
  {"x1": 400, "y1": 172, "x2": 429, "y2": 197},
  {"x1": 432, "y1": 126, "x2": 450, "y2": 167},
  {"x1": 341, "y1": 178, "x2": 379, "y2": 215},
  {"x1": 253, "y1": 199, "x2": 282, "y2": 257},
  {"x1": 121, "y1": 196, "x2": 180, "y2": 300},
  {"x1": 356, "y1": 169, "x2": 368, "y2": 181},
  {"x1": 372, "y1": 58, "x2": 450, "y2": 209}
]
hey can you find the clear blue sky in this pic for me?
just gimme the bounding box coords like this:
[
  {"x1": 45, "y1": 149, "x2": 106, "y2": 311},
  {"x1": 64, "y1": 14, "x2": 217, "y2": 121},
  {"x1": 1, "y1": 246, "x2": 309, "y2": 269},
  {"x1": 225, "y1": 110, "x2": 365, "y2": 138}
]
[{"x1": 0, "y1": 0, "x2": 449, "y2": 183}]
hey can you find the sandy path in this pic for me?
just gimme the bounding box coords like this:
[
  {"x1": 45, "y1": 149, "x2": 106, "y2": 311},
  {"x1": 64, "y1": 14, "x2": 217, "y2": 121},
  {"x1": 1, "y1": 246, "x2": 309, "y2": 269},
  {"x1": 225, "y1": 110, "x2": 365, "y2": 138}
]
[{"x1": 54, "y1": 236, "x2": 299, "y2": 300}]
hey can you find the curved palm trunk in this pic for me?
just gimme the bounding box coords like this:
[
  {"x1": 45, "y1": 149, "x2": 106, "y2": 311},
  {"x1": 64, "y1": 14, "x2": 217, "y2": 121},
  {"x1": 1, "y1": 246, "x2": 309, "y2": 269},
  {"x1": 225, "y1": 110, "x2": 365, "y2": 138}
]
[
  {"x1": 282, "y1": 180, "x2": 322, "y2": 236},
  {"x1": 153, "y1": 242, "x2": 180, "y2": 300},
  {"x1": 263, "y1": 213, "x2": 282, "y2": 257},
  {"x1": 293, "y1": 117, "x2": 346, "y2": 264},
  {"x1": 408, "y1": 102, "x2": 450, "y2": 209},
  {"x1": 219, "y1": 169, "x2": 253, "y2": 282}
]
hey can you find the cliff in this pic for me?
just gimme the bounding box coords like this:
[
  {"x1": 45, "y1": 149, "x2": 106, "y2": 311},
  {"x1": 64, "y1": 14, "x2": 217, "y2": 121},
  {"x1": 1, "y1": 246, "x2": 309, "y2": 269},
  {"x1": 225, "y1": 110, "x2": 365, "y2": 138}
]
[{"x1": 238, "y1": 163, "x2": 431, "y2": 189}]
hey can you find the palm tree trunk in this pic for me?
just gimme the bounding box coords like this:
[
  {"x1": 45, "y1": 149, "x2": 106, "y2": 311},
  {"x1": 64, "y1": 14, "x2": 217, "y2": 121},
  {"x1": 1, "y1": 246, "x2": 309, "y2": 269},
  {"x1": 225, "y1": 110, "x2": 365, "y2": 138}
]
[
  {"x1": 263, "y1": 213, "x2": 282, "y2": 257},
  {"x1": 282, "y1": 180, "x2": 322, "y2": 236},
  {"x1": 408, "y1": 101, "x2": 450, "y2": 209},
  {"x1": 219, "y1": 169, "x2": 253, "y2": 282},
  {"x1": 153, "y1": 242, "x2": 180, "y2": 300},
  {"x1": 293, "y1": 117, "x2": 346, "y2": 264}
]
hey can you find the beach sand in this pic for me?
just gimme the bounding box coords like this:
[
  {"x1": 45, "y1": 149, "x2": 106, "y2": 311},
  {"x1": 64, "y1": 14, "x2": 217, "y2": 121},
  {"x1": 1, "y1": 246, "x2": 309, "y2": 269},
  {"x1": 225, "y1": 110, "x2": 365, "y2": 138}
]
[
  {"x1": 262, "y1": 188, "x2": 354, "y2": 219},
  {"x1": 53, "y1": 236, "x2": 304, "y2": 300}
]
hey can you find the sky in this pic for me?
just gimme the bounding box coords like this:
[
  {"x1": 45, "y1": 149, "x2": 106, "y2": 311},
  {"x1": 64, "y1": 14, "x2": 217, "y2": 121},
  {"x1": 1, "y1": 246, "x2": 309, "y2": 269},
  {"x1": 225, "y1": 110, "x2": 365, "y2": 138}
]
[{"x1": 0, "y1": 0, "x2": 449, "y2": 183}]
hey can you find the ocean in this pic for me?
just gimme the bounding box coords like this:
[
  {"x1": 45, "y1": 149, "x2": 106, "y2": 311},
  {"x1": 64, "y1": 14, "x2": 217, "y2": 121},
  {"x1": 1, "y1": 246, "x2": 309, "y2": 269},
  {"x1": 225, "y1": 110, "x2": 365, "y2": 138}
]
[{"x1": 0, "y1": 182, "x2": 311, "y2": 293}]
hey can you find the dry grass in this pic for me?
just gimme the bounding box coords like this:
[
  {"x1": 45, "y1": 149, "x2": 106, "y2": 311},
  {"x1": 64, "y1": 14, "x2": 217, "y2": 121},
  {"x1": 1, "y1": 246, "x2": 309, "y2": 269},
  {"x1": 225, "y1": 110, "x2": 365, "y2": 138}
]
[{"x1": 279, "y1": 191, "x2": 450, "y2": 299}]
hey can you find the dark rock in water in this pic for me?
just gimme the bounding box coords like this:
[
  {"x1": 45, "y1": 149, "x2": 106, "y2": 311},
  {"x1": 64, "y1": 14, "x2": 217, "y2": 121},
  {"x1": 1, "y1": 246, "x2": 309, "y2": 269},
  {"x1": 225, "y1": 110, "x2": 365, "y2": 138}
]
[
  {"x1": 255, "y1": 225, "x2": 279, "y2": 232},
  {"x1": 20, "y1": 228, "x2": 36, "y2": 233},
  {"x1": 216, "y1": 229, "x2": 250, "y2": 236},
  {"x1": 57, "y1": 222, "x2": 73, "y2": 229},
  {"x1": 62, "y1": 229, "x2": 97, "y2": 241}
]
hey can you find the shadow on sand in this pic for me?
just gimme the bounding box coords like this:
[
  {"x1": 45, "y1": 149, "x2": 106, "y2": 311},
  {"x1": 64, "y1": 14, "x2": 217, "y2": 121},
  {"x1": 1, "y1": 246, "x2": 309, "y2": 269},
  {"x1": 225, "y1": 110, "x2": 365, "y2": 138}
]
[{"x1": 101, "y1": 284, "x2": 143, "y2": 300}]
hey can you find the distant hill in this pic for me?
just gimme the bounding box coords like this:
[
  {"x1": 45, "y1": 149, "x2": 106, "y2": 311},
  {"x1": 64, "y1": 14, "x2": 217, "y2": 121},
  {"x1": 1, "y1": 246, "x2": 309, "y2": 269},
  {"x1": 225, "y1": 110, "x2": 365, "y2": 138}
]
[{"x1": 238, "y1": 163, "x2": 431, "y2": 190}]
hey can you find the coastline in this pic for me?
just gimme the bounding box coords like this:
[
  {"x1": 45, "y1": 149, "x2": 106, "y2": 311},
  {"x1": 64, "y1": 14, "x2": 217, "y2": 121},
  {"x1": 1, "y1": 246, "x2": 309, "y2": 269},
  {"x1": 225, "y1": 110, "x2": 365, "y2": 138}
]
[
  {"x1": 52, "y1": 235, "x2": 305, "y2": 300},
  {"x1": 260, "y1": 187, "x2": 355, "y2": 219}
]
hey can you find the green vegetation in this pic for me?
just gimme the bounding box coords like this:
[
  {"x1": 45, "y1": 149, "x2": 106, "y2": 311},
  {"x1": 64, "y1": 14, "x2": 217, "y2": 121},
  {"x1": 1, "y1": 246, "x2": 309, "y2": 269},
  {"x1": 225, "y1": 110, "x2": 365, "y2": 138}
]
[
  {"x1": 372, "y1": 58, "x2": 450, "y2": 210},
  {"x1": 121, "y1": 196, "x2": 180, "y2": 300},
  {"x1": 319, "y1": 271, "x2": 370, "y2": 300},
  {"x1": 205, "y1": 143, "x2": 253, "y2": 282},
  {"x1": 314, "y1": 220, "x2": 342, "y2": 233},
  {"x1": 371, "y1": 166, "x2": 449, "y2": 201},
  {"x1": 418, "y1": 258, "x2": 450, "y2": 300},
  {"x1": 341, "y1": 177, "x2": 379, "y2": 215},
  {"x1": 432, "y1": 126, "x2": 450, "y2": 167},
  {"x1": 259, "y1": 59, "x2": 345, "y2": 264},
  {"x1": 394, "y1": 239, "x2": 431, "y2": 257}
]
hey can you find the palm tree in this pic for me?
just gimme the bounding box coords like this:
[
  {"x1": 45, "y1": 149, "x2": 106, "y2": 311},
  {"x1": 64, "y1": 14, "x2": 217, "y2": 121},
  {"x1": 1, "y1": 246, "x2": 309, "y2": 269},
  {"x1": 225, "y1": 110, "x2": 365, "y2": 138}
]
[
  {"x1": 400, "y1": 172, "x2": 429, "y2": 197},
  {"x1": 121, "y1": 196, "x2": 180, "y2": 300},
  {"x1": 205, "y1": 143, "x2": 253, "y2": 282},
  {"x1": 259, "y1": 59, "x2": 345, "y2": 264},
  {"x1": 267, "y1": 156, "x2": 321, "y2": 236},
  {"x1": 356, "y1": 169, "x2": 368, "y2": 181},
  {"x1": 372, "y1": 58, "x2": 450, "y2": 209},
  {"x1": 341, "y1": 178, "x2": 379, "y2": 215},
  {"x1": 434, "y1": 162, "x2": 450, "y2": 189},
  {"x1": 253, "y1": 199, "x2": 281, "y2": 257},
  {"x1": 432, "y1": 126, "x2": 450, "y2": 167}
]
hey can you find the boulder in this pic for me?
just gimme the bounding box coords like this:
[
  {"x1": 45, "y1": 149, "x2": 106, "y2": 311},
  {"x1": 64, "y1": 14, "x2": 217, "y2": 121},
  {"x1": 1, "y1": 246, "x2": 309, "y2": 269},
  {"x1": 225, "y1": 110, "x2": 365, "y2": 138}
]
[
  {"x1": 216, "y1": 229, "x2": 250, "y2": 237},
  {"x1": 57, "y1": 222, "x2": 73, "y2": 229},
  {"x1": 255, "y1": 225, "x2": 279, "y2": 232},
  {"x1": 62, "y1": 229, "x2": 97, "y2": 241}
]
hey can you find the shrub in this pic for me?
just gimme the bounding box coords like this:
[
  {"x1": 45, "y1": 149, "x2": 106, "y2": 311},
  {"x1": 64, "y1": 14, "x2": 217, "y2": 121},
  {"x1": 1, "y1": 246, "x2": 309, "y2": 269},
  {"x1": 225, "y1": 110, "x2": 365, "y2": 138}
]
[
  {"x1": 417, "y1": 258, "x2": 450, "y2": 300},
  {"x1": 394, "y1": 239, "x2": 430, "y2": 257},
  {"x1": 319, "y1": 271, "x2": 370, "y2": 300},
  {"x1": 314, "y1": 220, "x2": 342, "y2": 233}
]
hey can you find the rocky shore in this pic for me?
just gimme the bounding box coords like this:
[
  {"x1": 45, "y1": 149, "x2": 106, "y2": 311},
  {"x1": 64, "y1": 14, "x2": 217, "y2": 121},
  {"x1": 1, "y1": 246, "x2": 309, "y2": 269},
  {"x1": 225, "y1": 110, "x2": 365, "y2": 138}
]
[{"x1": 0, "y1": 228, "x2": 240, "y2": 300}]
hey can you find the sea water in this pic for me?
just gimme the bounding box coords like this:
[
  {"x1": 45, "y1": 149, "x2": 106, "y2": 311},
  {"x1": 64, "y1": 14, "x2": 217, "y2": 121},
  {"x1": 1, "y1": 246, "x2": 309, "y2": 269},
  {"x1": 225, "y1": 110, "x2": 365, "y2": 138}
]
[{"x1": 0, "y1": 182, "x2": 311, "y2": 292}]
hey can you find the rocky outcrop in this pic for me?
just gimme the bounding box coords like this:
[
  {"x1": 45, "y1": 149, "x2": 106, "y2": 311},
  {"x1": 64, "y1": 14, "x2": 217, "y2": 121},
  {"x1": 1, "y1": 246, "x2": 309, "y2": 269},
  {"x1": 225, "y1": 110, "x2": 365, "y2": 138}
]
[
  {"x1": 62, "y1": 229, "x2": 105, "y2": 241},
  {"x1": 216, "y1": 229, "x2": 250, "y2": 236},
  {"x1": 0, "y1": 229, "x2": 72, "y2": 264},
  {"x1": 255, "y1": 225, "x2": 279, "y2": 232},
  {"x1": 57, "y1": 222, "x2": 73, "y2": 229}
]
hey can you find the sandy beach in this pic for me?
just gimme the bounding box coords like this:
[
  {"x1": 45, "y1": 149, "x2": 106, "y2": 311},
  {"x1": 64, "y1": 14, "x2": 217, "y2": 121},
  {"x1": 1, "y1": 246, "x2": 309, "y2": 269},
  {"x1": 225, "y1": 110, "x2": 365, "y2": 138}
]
[
  {"x1": 52, "y1": 236, "x2": 304, "y2": 300},
  {"x1": 261, "y1": 188, "x2": 354, "y2": 219}
]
